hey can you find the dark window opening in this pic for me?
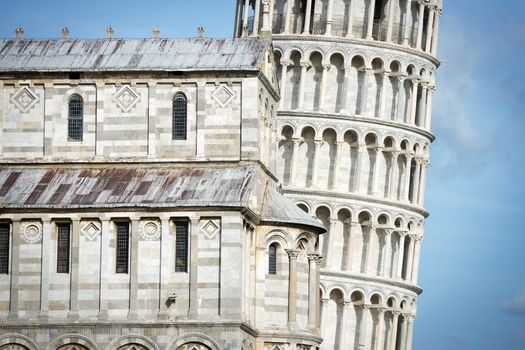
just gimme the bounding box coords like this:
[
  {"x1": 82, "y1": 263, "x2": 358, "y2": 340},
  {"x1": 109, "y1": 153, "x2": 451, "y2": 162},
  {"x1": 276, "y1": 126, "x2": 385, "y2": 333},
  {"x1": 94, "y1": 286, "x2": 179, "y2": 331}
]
[
  {"x1": 172, "y1": 93, "x2": 188, "y2": 140},
  {"x1": 116, "y1": 222, "x2": 129, "y2": 274},
  {"x1": 56, "y1": 223, "x2": 70, "y2": 274},
  {"x1": 68, "y1": 95, "x2": 83, "y2": 141},
  {"x1": 0, "y1": 224, "x2": 9, "y2": 274},
  {"x1": 69, "y1": 72, "x2": 81, "y2": 80},
  {"x1": 268, "y1": 243, "x2": 277, "y2": 275},
  {"x1": 175, "y1": 221, "x2": 189, "y2": 272}
]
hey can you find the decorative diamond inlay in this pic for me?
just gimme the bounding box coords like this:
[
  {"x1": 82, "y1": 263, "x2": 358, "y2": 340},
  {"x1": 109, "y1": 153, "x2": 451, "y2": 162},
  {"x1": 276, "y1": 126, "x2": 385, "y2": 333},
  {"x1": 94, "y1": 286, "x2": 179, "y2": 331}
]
[
  {"x1": 201, "y1": 220, "x2": 219, "y2": 239},
  {"x1": 113, "y1": 85, "x2": 140, "y2": 112},
  {"x1": 11, "y1": 87, "x2": 39, "y2": 113},
  {"x1": 81, "y1": 221, "x2": 101, "y2": 241},
  {"x1": 212, "y1": 84, "x2": 235, "y2": 107}
]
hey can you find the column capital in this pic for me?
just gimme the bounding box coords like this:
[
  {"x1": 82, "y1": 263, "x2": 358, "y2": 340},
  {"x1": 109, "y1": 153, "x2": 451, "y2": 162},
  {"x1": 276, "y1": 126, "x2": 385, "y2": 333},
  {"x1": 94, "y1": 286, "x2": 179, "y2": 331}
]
[
  {"x1": 391, "y1": 310, "x2": 402, "y2": 317},
  {"x1": 314, "y1": 140, "x2": 324, "y2": 148},
  {"x1": 322, "y1": 63, "x2": 332, "y2": 71},
  {"x1": 414, "y1": 235, "x2": 423, "y2": 242},
  {"x1": 280, "y1": 59, "x2": 293, "y2": 67},
  {"x1": 292, "y1": 137, "x2": 303, "y2": 145},
  {"x1": 410, "y1": 77, "x2": 421, "y2": 84},
  {"x1": 395, "y1": 228, "x2": 408, "y2": 237},
  {"x1": 307, "y1": 253, "x2": 322, "y2": 263},
  {"x1": 321, "y1": 298, "x2": 330, "y2": 305},
  {"x1": 422, "y1": 159, "x2": 430, "y2": 167},
  {"x1": 396, "y1": 74, "x2": 407, "y2": 83},
  {"x1": 286, "y1": 249, "x2": 300, "y2": 260},
  {"x1": 342, "y1": 300, "x2": 353, "y2": 307},
  {"x1": 300, "y1": 60, "x2": 311, "y2": 68}
]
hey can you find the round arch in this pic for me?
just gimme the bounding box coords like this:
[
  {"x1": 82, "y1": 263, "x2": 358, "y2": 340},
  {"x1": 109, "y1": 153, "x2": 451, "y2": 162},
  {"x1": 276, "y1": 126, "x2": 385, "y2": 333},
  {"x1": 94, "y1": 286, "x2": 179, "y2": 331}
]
[
  {"x1": 0, "y1": 334, "x2": 38, "y2": 350},
  {"x1": 46, "y1": 334, "x2": 98, "y2": 350},
  {"x1": 107, "y1": 335, "x2": 159, "y2": 350},
  {"x1": 167, "y1": 333, "x2": 222, "y2": 350}
]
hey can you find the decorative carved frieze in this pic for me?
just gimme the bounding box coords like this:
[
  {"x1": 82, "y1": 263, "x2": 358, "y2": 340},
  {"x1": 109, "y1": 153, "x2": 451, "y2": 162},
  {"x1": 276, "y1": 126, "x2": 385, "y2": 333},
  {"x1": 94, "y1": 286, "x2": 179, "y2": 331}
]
[{"x1": 20, "y1": 221, "x2": 42, "y2": 244}]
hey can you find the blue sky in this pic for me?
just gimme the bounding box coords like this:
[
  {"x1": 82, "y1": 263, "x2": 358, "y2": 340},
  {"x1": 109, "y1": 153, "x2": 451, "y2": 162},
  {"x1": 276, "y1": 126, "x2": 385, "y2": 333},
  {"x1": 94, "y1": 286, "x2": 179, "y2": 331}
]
[{"x1": 1, "y1": 1, "x2": 524, "y2": 349}]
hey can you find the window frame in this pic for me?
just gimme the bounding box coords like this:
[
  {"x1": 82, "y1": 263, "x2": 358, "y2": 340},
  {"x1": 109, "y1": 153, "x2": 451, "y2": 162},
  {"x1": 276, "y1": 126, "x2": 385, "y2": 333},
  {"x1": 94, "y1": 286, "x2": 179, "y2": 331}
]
[
  {"x1": 268, "y1": 243, "x2": 278, "y2": 275},
  {"x1": 174, "y1": 220, "x2": 189, "y2": 273},
  {"x1": 115, "y1": 222, "x2": 130, "y2": 274},
  {"x1": 0, "y1": 223, "x2": 10, "y2": 275},
  {"x1": 68, "y1": 94, "x2": 84, "y2": 142},
  {"x1": 56, "y1": 222, "x2": 71, "y2": 274},
  {"x1": 172, "y1": 92, "x2": 188, "y2": 141}
]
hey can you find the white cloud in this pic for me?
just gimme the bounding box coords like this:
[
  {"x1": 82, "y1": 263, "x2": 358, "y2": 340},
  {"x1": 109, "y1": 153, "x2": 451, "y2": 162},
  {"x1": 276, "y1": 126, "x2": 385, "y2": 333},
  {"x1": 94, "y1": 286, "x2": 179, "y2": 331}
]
[{"x1": 502, "y1": 288, "x2": 525, "y2": 316}]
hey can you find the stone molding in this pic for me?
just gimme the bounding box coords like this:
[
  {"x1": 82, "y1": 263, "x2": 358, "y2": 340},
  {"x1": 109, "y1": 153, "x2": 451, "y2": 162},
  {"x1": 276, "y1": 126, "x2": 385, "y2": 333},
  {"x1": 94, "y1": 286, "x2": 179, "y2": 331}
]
[{"x1": 320, "y1": 270, "x2": 423, "y2": 294}]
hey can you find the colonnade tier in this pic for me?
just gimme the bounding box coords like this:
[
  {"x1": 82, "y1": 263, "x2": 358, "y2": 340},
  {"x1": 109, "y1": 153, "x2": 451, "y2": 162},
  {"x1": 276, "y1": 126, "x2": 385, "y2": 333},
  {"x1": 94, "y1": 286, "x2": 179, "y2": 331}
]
[
  {"x1": 273, "y1": 47, "x2": 436, "y2": 130},
  {"x1": 277, "y1": 123, "x2": 429, "y2": 206},
  {"x1": 235, "y1": 0, "x2": 442, "y2": 57}
]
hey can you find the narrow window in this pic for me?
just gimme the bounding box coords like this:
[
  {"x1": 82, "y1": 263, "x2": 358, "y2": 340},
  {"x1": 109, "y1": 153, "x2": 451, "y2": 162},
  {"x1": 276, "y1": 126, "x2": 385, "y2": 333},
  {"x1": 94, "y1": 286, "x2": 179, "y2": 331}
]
[
  {"x1": 268, "y1": 243, "x2": 277, "y2": 275},
  {"x1": 116, "y1": 222, "x2": 129, "y2": 274},
  {"x1": 175, "y1": 221, "x2": 188, "y2": 272},
  {"x1": 0, "y1": 224, "x2": 9, "y2": 274},
  {"x1": 56, "y1": 223, "x2": 70, "y2": 273},
  {"x1": 68, "y1": 94, "x2": 83, "y2": 141},
  {"x1": 172, "y1": 93, "x2": 187, "y2": 140}
]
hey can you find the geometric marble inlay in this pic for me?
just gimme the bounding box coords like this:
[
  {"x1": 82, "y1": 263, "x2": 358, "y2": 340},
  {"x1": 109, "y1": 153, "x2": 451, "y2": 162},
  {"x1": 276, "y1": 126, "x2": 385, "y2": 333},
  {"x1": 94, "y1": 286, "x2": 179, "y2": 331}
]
[
  {"x1": 80, "y1": 221, "x2": 101, "y2": 241},
  {"x1": 11, "y1": 86, "x2": 39, "y2": 113},
  {"x1": 212, "y1": 84, "x2": 235, "y2": 108},
  {"x1": 200, "y1": 219, "x2": 219, "y2": 240},
  {"x1": 20, "y1": 222, "x2": 42, "y2": 244},
  {"x1": 112, "y1": 85, "x2": 140, "y2": 112},
  {"x1": 139, "y1": 220, "x2": 161, "y2": 241}
]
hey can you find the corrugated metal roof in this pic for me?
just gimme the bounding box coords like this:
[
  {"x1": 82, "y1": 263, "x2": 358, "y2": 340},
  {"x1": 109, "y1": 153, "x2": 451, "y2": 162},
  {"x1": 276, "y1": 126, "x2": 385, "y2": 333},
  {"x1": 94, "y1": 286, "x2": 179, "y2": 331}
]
[
  {"x1": 0, "y1": 38, "x2": 268, "y2": 72},
  {"x1": 0, "y1": 164, "x2": 324, "y2": 232}
]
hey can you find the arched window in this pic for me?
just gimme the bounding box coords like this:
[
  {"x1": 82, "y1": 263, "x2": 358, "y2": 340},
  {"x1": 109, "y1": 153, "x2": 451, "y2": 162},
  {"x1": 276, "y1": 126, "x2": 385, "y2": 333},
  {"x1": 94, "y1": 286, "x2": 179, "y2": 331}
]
[
  {"x1": 172, "y1": 93, "x2": 187, "y2": 140},
  {"x1": 68, "y1": 94, "x2": 83, "y2": 141},
  {"x1": 268, "y1": 243, "x2": 277, "y2": 275}
]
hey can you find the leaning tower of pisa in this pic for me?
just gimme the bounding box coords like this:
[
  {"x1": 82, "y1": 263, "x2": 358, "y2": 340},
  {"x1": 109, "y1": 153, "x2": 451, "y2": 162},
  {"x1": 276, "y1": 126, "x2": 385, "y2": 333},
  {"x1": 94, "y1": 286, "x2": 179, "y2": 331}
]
[{"x1": 235, "y1": 0, "x2": 441, "y2": 349}]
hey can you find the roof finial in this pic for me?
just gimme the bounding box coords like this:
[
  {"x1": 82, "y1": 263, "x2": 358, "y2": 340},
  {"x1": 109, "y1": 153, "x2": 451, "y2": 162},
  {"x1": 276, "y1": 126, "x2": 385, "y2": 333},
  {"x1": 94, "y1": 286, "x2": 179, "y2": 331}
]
[
  {"x1": 153, "y1": 26, "x2": 160, "y2": 39},
  {"x1": 197, "y1": 26, "x2": 205, "y2": 39},
  {"x1": 15, "y1": 26, "x2": 24, "y2": 40},
  {"x1": 106, "y1": 26, "x2": 113, "y2": 39},
  {"x1": 62, "y1": 26, "x2": 70, "y2": 40}
]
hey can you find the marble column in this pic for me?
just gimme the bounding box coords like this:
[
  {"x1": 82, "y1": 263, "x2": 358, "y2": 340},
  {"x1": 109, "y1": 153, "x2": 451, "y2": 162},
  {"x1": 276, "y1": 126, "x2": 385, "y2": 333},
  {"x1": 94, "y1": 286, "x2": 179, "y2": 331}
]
[
  {"x1": 157, "y1": 217, "x2": 171, "y2": 319},
  {"x1": 38, "y1": 220, "x2": 51, "y2": 320},
  {"x1": 378, "y1": 72, "x2": 390, "y2": 119},
  {"x1": 417, "y1": 83, "x2": 428, "y2": 127},
  {"x1": 319, "y1": 63, "x2": 331, "y2": 111},
  {"x1": 253, "y1": 0, "x2": 261, "y2": 36},
  {"x1": 290, "y1": 137, "x2": 302, "y2": 186},
  {"x1": 312, "y1": 140, "x2": 324, "y2": 188},
  {"x1": 303, "y1": 0, "x2": 313, "y2": 34},
  {"x1": 261, "y1": 0, "x2": 271, "y2": 33},
  {"x1": 382, "y1": 228, "x2": 394, "y2": 277},
  {"x1": 404, "y1": 235, "x2": 415, "y2": 281},
  {"x1": 188, "y1": 216, "x2": 200, "y2": 318},
  {"x1": 339, "y1": 300, "x2": 352, "y2": 348},
  {"x1": 286, "y1": 249, "x2": 300, "y2": 329},
  {"x1": 345, "y1": 221, "x2": 359, "y2": 272},
  {"x1": 388, "y1": 311, "x2": 401, "y2": 350},
  {"x1": 406, "y1": 315, "x2": 415, "y2": 350},
  {"x1": 431, "y1": 8, "x2": 442, "y2": 55},
  {"x1": 396, "y1": 231, "x2": 407, "y2": 279},
  {"x1": 365, "y1": 225, "x2": 377, "y2": 274},
  {"x1": 424, "y1": 85, "x2": 435, "y2": 130},
  {"x1": 320, "y1": 298, "x2": 330, "y2": 336},
  {"x1": 388, "y1": 151, "x2": 400, "y2": 199},
  {"x1": 128, "y1": 219, "x2": 140, "y2": 320},
  {"x1": 399, "y1": 315, "x2": 409, "y2": 350},
  {"x1": 418, "y1": 160, "x2": 429, "y2": 205},
  {"x1": 411, "y1": 158, "x2": 422, "y2": 204},
  {"x1": 284, "y1": 0, "x2": 293, "y2": 33},
  {"x1": 346, "y1": 0, "x2": 355, "y2": 38},
  {"x1": 409, "y1": 79, "x2": 420, "y2": 124},
  {"x1": 372, "y1": 146, "x2": 384, "y2": 196},
  {"x1": 415, "y1": 2, "x2": 425, "y2": 49},
  {"x1": 298, "y1": 61, "x2": 310, "y2": 109},
  {"x1": 396, "y1": 76, "x2": 406, "y2": 122},
  {"x1": 325, "y1": 218, "x2": 337, "y2": 269},
  {"x1": 307, "y1": 254, "x2": 321, "y2": 329},
  {"x1": 234, "y1": 0, "x2": 243, "y2": 37},
  {"x1": 242, "y1": 0, "x2": 250, "y2": 37},
  {"x1": 325, "y1": 0, "x2": 334, "y2": 35},
  {"x1": 375, "y1": 308, "x2": 387, "y2": 350},
  {"x1": 425, "y1": 6, "x2": 436, "y2": 52},
  {"x1": 403, "y1": 154, "x2": 413, "y2": 202},
  {"x1": 8, "y1": 220, "x2": 20, "y2": 320},
  {"x1": 344, "y1": 66, "x2": 355, "y2": 113},
  {"x1": 354, "y1": 144, "x2": 366, "y2": 193},
  {"x1": 98, "y1": 219, "x2": 110, "y2": 320},
  {"x1": 358, "y1": 305, "x2": 370, "y2": 349},
  {"x1": 366, "y1": 0, "x2": 377, "y2": 40},
  {"x1": 361, "y1": 68, "x2": 373, "y2": 115},
  {"x1": 386, "y1": 0, "x2": 396, "y2": 42},
  {"x1": 316, "y1": 256, "x2": 322, "y2": 328},
  {"x1": 331, "y1": 141, "x2": 343, "y2": 190},
  {"x1": 279, "y1": 60, "x2": 291, "y2": 109},
  {"x1": 402, "y1": 0, "x2": 413, "y2": 45},
  {"x1": 411, "y1": 236, "x2": 422, "y2": 284},
  {"x1": 68, "y1": 219, "x2": 81, "y2": 320}
]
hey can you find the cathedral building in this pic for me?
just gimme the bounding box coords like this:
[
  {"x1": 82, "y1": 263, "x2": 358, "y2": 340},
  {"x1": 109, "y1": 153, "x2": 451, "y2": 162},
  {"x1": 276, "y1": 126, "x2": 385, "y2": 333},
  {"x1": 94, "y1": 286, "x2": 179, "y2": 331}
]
[{"x1": 0, "y1": 0, "x2": 441, "y2": 349}]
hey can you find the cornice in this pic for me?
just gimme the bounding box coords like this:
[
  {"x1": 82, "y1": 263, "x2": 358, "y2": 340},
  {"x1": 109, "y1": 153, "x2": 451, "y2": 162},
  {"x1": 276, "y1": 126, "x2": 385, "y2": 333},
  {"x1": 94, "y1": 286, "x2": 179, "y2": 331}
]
[
  {"x1": 278, "y1": 110, "x2": 435, "y2": 142},
  {"x1": 273, "y1": 35, "x2": 440, "y2": 67},
  {"x1": 320, "y1": 270, "x2": 423, "y2": 295},
  {"x1": 283, "y1": 189, "x2": 429, "y2": 218},
  {"x1": 0, "y1": 320, "x2": 255, "y2": 329}
]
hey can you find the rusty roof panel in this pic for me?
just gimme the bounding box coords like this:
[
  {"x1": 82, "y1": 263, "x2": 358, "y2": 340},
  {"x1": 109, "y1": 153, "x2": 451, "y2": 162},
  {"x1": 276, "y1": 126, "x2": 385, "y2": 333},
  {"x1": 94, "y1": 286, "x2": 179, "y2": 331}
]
[
  {"x1": 0, "y1": 38, "x2": 268, "y2": 73},
  {"x1": 0, "y1": 164, "x2": 324, "y2": 232}
]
